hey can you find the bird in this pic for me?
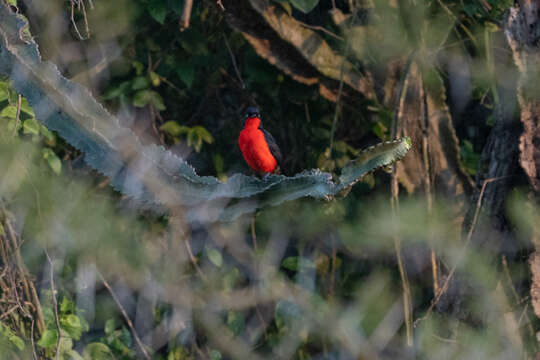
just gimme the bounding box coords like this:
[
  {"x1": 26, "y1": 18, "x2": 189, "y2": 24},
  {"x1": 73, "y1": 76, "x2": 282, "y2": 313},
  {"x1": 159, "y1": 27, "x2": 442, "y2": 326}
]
[{"x1": 238, "y1": 107, "x2": 282, "y2": 176}]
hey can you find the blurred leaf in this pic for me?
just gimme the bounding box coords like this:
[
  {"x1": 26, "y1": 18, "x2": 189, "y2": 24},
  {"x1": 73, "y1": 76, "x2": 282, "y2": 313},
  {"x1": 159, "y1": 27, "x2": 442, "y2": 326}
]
[
  {"x1": 226, "y1": 311, "x2": 245, "y2": 336},
  {"x1": 148, "y1": 1, "x2": 168, "y2": 24},
  {"x1": 193, "y1": 126, "x2": 214, "y2": 144},
  {"x1": 206, "y1": 247, "x2": 223, "y2": 268},
  {"x1": 0, "y1": 83, "x2": 8, "y2": 102},
  {"x1": 83, "y1": 343, "x2": 114, "y2": 360},
  {"x1": 132, "y1": 61, "x2": 144, "y2": 76},
  {"x1": 22, "y1": 118, "x2": 40, "y2": 135},
  {"x1": 0, "y1": 105, "x2": 17, "y2": 119},
  {"x1": 102, "y1": 81, "x2": 130, "y2": 100},
  {"x1": 282, "y1": 256, "x2": 299, "y2": 271},
  {"x1": 40, "y1": 125, "x2": 56, "y2": 144},
  {"x1": 176, "y1": 62, "x2": 195, "y2": 88},
  {"x1": 20, "y1": 98, "x2": 34, "y2": 116},
  {"x1": 289, "y1": 0, "x2": 319, "y2": 13},
  {"x1": 104, "y1": 319, "x2": 115, "y2": 335},
  {"x1": 149, "y1": 90, "x2": 166, "y2": 110},
  {"x1": 131, "y1": 76, "x2": 149, "y2": 90},
  {"x1": 209, "y1": 349, "x2": 222, "y2": 360},
  {"x1": 133, "y1": 90, "x2": 151, "y2": 107},
  {"x1": 37, "y1": 329, "x2": 58, "y2": 349},
  {"x1": 160, "y1": 121, "x2": 188, "y2": 136},
  {"x1": 42, "y1": 148, "x2": 62, "y2": 175},
  {"x1": 60, "y1": 314, "x2": 85, "y2": 340}
]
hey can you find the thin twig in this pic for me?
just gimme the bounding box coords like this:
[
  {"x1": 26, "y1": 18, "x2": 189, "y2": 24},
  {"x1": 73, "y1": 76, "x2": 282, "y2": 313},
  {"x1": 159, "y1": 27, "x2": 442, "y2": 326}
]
[
  {"x1": 80, "y1": 0, "x2": 90, "y2": 39},
  {"x1": 185, "y1": 238, "x2": 208, "y2": 281},
  {"x1": 390, "y1": 60, "x2": 413, "y2": 347},
  {"x1": 44, "y1": 250, "x2": 62, "y2": 360},
  {"x1": 12, "y1": 94, "x2": 21, "y2": 137},
  {"x1": 296, "y1": 21, "x2": 344, "y2": 41},
  {"x1": 30, "y1": 319, "x2": 38, "y2": 360},
  {"x1": 223, "y1": 34, "x2": 245, "y2": 89},
  {"x1": 329, "y1": 51, "x2": 346, "y2": 157},
  {"x1": 414, "y1": 176, "x2": 510, "y2": 327},
  {"x1": 70, "y1": 1, "x2": 85, "y2": 40},
  {"x1": 179, "y1": 0, "x2": 194, "y2": 31},
  {"x1": 97, "y1": 271, "x2": 152, "y2": 360}
]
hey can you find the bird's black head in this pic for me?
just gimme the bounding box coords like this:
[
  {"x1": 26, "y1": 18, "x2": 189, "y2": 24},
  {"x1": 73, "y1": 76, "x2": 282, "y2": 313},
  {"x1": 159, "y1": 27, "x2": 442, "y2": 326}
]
[{"x1": 244, "y1": 107, "x2": 260, "y2": 120}]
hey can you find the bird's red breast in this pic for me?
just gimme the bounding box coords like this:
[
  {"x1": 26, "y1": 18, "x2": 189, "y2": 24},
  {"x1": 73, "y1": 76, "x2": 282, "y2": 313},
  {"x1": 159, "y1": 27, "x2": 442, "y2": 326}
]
[{"x1": 238, "y1": 117, "x2": 278, "y2": 174}]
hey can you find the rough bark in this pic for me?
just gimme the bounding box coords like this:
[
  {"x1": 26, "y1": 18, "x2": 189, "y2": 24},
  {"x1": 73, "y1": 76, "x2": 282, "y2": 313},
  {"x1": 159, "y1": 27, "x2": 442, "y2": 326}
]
[
  {"x1": 504, "y1": 1, "x2": 540, "y2": 323},
  {"x1": 505, "y1": 1, "x2": 540, "y2": 193},
  {"x1": 395, "y1": 64, "x2": 473, "y2": 218}
]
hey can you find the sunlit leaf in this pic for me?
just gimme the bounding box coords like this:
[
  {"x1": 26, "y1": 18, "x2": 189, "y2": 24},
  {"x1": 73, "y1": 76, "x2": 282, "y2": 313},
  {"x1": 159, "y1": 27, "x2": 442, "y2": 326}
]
[
  {"x1": 22, "y1": 118, "x2": 39, "y2": 135},
  {"x1": 206, "y1": 246, "x2": 223, "y2": 267}
]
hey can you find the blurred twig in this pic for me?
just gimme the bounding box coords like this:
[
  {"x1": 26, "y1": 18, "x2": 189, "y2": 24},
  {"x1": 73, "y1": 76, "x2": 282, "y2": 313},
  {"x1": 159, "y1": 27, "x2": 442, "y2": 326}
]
[
  {"x1": 223, "y1": 34, "x2": 246, "y2": 89},
  {"x1": 180, "y1": 0, "x2": 194, "y2": 31},
  {"x1": 391, "y1": 53, "x2": 413, "y2": 348},
  {"x1": 97, "y1": 270, "x2": 152, "y2": 360},
  {"x1": 44, "y1": 250, "x2": 62, "y2": 360},
  {"x1": 70, "y1": 0, "x2": 90, "y2": 40}
]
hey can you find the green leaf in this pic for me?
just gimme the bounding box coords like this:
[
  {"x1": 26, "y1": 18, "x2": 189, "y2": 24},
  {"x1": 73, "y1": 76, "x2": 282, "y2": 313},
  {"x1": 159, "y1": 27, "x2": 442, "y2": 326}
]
[
  {"x1": 289, "y1": 0, "x2": 319, "y2": 13},
  {"x1": 281, "y1": 256, "x2": 299, "y2": 271},
  {"x1": 149, "y1": 91, "x2": 166, "y2": 111},
  {"x1": 133, "y1": 89, "x2": 165, "y2": 110},
  {"x1": 22, "y1": 118, "x2": 40, "y2": 135},
  {"x1": 131, "y1": 76, "x2": 150, "y2": 90},
  {"x1": 206, "y1": 247, "x2": 223, "y2": 268},
  {"x1": 209, "y1": 349, "x2": 222, "y2": 360},
  {"x1": 60, "y1": 314, "x2": 84, "y2": 340},
  {"x1": 40, "y1": 125, "x2": 56, "y2": 144},
  {"x1": 8, "y1": 334, "x2": 24, "y2": 351},
  {"x1": 226, "y1": 311, "x2": 244, "y2": 336},
  {"x1": 37, "y1": 329, "x2": 58, "y2": 349},
  {"x1": 148, "y1": 1, "x2": 168, "y2": 24},
  {"x1": 132, "y1": 90, "x2": 151, "y2": 107},
  {"x1": 132, "y1": 61, "x2": 144, "y2": 76},
  {"x1": 104, "y1": 319, "x2": 115, "y2": 335},
  {"x1": 58, "y1": 336, "x2": 74, "y2": 354},
  {"x1": 160, "y1": 121, "x2": 188, "y2": 136},
  {"x1": 42, "y1": 148, "x2": 62, "y2": 175},
  {"x1": 176, "y1": 62, "x2": 195, "y2": 88},
  {"x1": 0, "y1": 83, "x2": 9, "y2": 102},
  {"x1": 83, "y1": 343, "x2": 114, "y2": 360},
  {"x1": 193, "y1": 126, "x2": 213, "y2": 144},
  {"x1": 102, "y1": 81, "x2": 131, "y2": 100},
  {"x1": 60, "y1": 296, "x2": 73, "y2": 313},
  {"x1": 0, "y1": 105, "x2": 17, "y2": 119},
  {"x1": 20, "y1": 98, "x2": 34, "y2": 116}
]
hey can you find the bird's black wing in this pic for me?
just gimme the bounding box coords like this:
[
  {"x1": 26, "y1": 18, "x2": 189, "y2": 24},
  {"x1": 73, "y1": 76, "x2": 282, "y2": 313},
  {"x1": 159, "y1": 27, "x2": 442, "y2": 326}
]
[{"x1": 260, "y1": 127, "x2": 282, "y2": 165}]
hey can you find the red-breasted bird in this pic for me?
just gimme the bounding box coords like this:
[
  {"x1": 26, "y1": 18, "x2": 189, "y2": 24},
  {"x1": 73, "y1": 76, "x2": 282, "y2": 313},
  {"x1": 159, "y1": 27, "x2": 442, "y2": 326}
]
[{"x1": 238, "y1": 107, "x2": 282, "y2": 176}]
